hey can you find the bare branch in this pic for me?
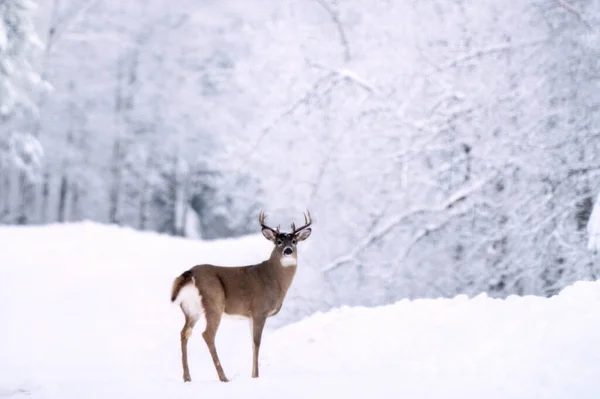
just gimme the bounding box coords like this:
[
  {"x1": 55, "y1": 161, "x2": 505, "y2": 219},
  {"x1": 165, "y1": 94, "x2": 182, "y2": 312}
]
[
  {"x1": 440, "y1": 38, "x2": 549, "y2": 70},
  {"x1": 315, "y1": 0, "x2": 351, "y2": 63},
  {"x1": 47, "y1": 0, "x2": 102, "y2": 52},
  {"x1": 398, "y1": 215, "x2": 459, "y2": 260},
  {"x1": 567, "y1": 165, "x2": 600, "y2": 177},
  {"x1": 232, "y1": 72, "x2": 337, "y2": 175},
  {"x1": 555, "y1": 0, "x2": 593, "y2": 29}
]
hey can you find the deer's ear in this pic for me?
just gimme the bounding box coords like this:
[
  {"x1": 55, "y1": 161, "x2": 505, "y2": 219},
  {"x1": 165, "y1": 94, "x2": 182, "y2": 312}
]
[
  {"x1": 262, "y1": 228, "x2": 276, "y2": 241},
  {"x1": 295, "y1": 228, "x2": 312, "y2": 242}
]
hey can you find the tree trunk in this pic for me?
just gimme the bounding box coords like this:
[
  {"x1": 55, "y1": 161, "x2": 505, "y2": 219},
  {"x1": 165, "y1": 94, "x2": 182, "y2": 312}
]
[
  {"x1": 138, "y1": 188, "x2": 148, "y2": 230},
  {"x1": 109, "y1": 139, "x2": 122, "y2": 225},
  {"x1": 0, "y1": 165, "x2": 9, "y2": 221},
  {"x1": 57, "y1": 173, "x2": 68, "y2": 223},
  {"x1": 138, "y1": 153, "x2": 153, "y2": 230},
  {"x1": 168, "y1": 155, "x2": 178, "y2": 235},
  {"x1": 40, "y1": 171, "x2": 50, "y2": 222},
  {"x1": 17, "y1": 171, "x2": 30, "y2": 224},
  {"x1": 177, "y1": 178, "x2": 190, "y2": 237},
  {"x1": 70, "y1": 179, "x2": 80, "y2": 221}
]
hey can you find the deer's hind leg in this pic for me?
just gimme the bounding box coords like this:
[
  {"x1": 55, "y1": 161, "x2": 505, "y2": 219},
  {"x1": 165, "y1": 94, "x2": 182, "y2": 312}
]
[
  {"x1": 178, "y1": 283, "x2": 203, "y2": 382},
  {"x1": 202, "y1": 304, "x2": 229, "y2": 382},
  {"x1": 180, "y1": 311, "x2": 198, "y2": 382}
]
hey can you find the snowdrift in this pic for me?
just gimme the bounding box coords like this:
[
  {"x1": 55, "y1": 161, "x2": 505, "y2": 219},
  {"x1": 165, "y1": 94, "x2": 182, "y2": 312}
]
[{"x1": 1, "y1": 222, "x2": 599, "y2": 399}]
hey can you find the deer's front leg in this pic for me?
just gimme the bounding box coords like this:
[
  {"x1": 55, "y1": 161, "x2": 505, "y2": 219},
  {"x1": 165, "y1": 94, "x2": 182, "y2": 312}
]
[{"x1": 251, "y1": 315, "x2": 267, "y2": 378}]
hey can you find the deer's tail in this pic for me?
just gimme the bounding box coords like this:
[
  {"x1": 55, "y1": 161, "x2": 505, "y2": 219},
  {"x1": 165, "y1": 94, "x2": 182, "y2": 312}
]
[{"x1": 171, "y1": 270, "x2": 194, "y2": 302}]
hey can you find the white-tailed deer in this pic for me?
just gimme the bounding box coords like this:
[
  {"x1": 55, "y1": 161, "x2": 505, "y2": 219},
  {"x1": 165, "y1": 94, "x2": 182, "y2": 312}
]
[{"x1": 170, "y1": 210, "x2": 312, "y2": 382}]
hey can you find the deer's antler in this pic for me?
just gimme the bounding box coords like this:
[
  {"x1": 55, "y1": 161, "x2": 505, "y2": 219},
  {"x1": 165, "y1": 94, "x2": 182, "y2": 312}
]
[
  {"x1": 259, "y1": 210, "x2": 280, "y2": 235},
  {"x1": 291, "y1": 210, "x2": 312, "y2": 235}
]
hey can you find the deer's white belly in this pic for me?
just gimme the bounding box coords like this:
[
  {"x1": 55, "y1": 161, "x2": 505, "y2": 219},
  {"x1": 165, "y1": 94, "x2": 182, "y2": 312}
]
[{"x1": 223, "y1": 313, "x2": 250, "y2": 321}]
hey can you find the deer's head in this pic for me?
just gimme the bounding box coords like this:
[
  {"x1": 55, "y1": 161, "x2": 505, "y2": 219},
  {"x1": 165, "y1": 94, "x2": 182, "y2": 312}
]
[{"x1": 259, "y1": 210, "x2": 312, "y2": 267}]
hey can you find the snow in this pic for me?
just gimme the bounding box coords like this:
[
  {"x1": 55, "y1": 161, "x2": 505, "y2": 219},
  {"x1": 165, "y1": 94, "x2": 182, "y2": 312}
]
[{"x1": 1, "y1": 222, "x2": 600, "y2": 399}]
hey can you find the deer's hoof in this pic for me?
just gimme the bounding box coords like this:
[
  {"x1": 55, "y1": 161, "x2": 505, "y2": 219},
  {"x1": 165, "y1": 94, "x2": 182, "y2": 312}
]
[
  {"x1": 183, "y1": 375, "x2": 191, "y2": 382},
  {"x1": 219, "y1": 376, "x2": 229, "y2": 383}
]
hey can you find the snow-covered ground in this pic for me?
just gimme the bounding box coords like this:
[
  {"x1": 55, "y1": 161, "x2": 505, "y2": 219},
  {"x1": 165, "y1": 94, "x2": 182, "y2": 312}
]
[{"x1": 1, "y1": 222, "x2": 600, "y2": 399}]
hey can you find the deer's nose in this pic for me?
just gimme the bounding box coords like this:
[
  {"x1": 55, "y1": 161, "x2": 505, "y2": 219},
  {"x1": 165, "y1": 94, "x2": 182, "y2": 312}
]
[{"x1": 283, "y1": 247, "x2": 293, "y2": 255}]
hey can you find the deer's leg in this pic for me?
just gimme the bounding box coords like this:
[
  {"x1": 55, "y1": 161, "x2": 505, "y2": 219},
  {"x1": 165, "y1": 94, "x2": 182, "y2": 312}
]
[
  {"x1": 251, "y1": 315, "x2": 267, "y2": 378},
  {"x1": 180, "y1": 312, "x2": 197, "y2": 382},
  {"x1": 202, "y1": 309, "x2": 229, "y2": 382}
]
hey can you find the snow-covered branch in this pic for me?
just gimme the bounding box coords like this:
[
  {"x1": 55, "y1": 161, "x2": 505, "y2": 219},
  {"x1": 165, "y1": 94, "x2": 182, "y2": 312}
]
[
  {"x1": 315, "y1": 0, "x2": 351, "y2": 63},
  {"x1": 233, "y1": 72, "x2": 338, "y2": 174},
  {"x1": 439, "y1": 38, "x2": 549, "y2": 70},
  {"x1": 555, "y1": 0, "x2": 593, "y2": 29},
  {"x1": 307, "y1": 60, "x2": 376, "y2": 93},
  {"x1": 322, "y1": 176, "x2": 495, "y2": 273},
  {"x1": 46, "y1": 0, "x2": 102, "y2": 51}
]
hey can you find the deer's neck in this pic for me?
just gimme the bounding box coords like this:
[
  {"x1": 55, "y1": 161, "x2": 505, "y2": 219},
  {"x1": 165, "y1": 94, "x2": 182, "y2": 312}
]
[{"x1": 263, "y1": 251, "x2": 297, "y2": 294}]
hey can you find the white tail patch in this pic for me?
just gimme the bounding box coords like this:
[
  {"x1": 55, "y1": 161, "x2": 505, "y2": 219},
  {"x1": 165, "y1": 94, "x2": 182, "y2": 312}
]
[
  {"x1": 280, "y1": 256, "x2": 297, "y2": 267},
  {"x1": 177, "y1": 278, "x2": 204, "y2": 320}
]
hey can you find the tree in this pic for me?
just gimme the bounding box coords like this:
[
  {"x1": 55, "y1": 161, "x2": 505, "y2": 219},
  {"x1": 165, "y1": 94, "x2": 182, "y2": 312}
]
[{"x1": 0, "y1": 0, "x2": 45, "y2": 223}]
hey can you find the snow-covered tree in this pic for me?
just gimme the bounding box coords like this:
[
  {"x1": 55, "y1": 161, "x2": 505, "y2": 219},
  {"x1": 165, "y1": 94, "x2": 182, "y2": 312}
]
[
  {"x1": 0, "y1": 0, "x2": 42, "y2": 119},
  {"x1": 0, "y1": 0, "x2": 45, "y2": 223}
]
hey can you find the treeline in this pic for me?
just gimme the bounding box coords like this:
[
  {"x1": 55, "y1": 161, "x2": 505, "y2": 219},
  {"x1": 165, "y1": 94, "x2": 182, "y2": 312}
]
[{"x1": 2, "y1": 0, "x2": 599, "y2": 325}]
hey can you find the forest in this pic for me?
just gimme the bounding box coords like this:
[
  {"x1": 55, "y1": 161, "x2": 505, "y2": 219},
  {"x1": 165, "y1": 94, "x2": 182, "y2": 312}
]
[{"x1": 1, "y1": 0, "x2": 599, "y2": 322}]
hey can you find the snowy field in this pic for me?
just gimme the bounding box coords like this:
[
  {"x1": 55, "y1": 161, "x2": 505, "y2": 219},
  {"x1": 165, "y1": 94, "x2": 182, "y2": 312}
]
[{"x1": 1, "y1": 222, "x2": 600, "y2": 399}]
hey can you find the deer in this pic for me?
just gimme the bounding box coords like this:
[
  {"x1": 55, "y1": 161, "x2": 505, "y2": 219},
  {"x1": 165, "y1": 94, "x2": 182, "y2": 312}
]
[{"x1": 170, "y1": 210, "x2": 313, "y2": 383}]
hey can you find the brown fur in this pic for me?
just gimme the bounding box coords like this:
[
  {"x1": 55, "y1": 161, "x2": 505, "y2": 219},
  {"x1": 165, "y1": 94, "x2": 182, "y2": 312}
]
[
  {"x1": 171, "y1": 270, "x2": 193, "y2": 302},
  {"x1": 171, "y1": 211, "x2": 312, "y2": 383}
]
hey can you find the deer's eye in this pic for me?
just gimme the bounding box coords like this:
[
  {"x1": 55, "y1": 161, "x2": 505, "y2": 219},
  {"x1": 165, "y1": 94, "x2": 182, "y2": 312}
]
[
  {"x1": 292, "y1": 239, "x2": 297, "y2": 245},
  {"x1": 276, "y1": 239, "x2": 282, "y2": 245}
]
